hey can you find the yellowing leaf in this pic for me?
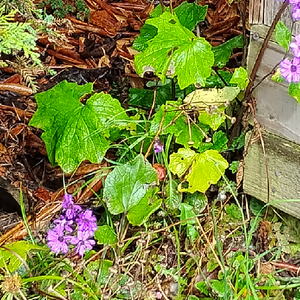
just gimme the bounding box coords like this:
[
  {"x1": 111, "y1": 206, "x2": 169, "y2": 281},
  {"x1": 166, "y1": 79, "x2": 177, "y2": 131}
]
[
  {"x1": 169, "y1": 148, "x2": 197, "y2": 177},
  {"x1": 177, "y1": 149, "x2": 228, "y2": 193},
  {"x1": 183, "y1": 86, "x2": 240, "y2": 109}
]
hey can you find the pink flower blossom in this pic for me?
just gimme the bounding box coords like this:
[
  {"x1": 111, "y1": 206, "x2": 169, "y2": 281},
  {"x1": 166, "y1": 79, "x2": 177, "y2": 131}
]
[
  {"x1": 280, "y1": 57, "x2": 300, "y2": 83},
  {"x1": 290, "y1": 35, "x2": 300, "y2": 57}
]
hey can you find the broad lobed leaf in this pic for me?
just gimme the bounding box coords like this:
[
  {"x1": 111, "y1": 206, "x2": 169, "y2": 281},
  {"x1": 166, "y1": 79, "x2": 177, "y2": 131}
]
[
  {"x1": 30, "y1": 80, "x2": 129, "y2": 173},
  {"x1": 135, "y1": 12, "x2": 214, "y2": 89}
]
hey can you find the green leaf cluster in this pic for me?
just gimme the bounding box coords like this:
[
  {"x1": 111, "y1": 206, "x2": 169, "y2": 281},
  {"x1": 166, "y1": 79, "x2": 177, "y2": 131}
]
[
  {"x1": 38, "y1": 0, "x2": 89, "y2": 19},
  {"x1": 0, "y1": 241, "x2": 45, "y2": 273},
  {"x1": 0, "y1": 8, "x2": 41, "y2": 65}
]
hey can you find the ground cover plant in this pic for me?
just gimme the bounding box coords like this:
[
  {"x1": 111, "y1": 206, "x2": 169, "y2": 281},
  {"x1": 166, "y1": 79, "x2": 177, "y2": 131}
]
[{"x1": 2, "y1": 0, "x2": 300, "y2": 299}]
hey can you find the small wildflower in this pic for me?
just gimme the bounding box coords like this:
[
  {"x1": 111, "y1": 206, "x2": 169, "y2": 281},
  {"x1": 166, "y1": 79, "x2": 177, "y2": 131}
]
[
  {"x1": 69, "y1": 230, "x2": 96, "y2": 256},
  {"x1": 47, "y1": 227, "x2": 70, "y2": 254},
  {"x1": 1, "y1": 273, "x2": 22, "y2": 294},
  {"x1": 290, "y1": 35, "x2": 300, "y2": 57},
  {"x1": 154, "y1": 138, "x2": 164, "y2": 154},
  {"x1": 77, "y1": 209, "x2": 98, "y2": 236},
  {"x1": 47, "y1": 193, "x2": 97, "y2": 256},
  {"x1": 280, "y1": 57, "x2": 300, "y2": 83},
  {"x1": 62, "y1": 193, "x2": 82, "y2": 220}
]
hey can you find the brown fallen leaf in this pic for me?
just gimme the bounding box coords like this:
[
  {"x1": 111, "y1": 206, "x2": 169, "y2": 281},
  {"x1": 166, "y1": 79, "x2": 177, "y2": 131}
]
[
  {"x1": 3, "y1": 74, "x2": 21, "y2": 84},
  {"x1": 33, "y1": 187, "x2": 52, "y2": 203}
]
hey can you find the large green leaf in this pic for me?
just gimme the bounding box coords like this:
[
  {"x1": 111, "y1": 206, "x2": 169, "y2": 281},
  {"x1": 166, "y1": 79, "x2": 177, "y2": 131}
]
[
  {"x1": 29, "y1": 80, "x2": 128, "y2": 173},
  {"x1": 135, "y1": 12, "x2": 214, "y2": 89},
  {"x1": 103, "y1": 154, "x2": 158, "y2": 215},
  {"x1": 135, "y1": 2, "x2": 207, "y2": 51},
  {"x1": 212, "y1": 35, "x2": 244, "y2": 68}
]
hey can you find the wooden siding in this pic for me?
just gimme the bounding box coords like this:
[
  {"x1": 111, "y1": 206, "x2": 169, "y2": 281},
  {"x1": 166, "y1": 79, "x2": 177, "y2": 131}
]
[
  {"x1": 244, "y1": 1, "x2": 300, "y2": 216},
  {"x1": 250, "y1": 0, "x2": 300, "y2": 33}
]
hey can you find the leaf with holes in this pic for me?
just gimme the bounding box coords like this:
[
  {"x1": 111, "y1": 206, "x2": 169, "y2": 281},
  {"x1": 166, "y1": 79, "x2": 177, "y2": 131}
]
[
  {"x1": 134, "y1": 1, "x2": 208, "y2": 51},
  {"x1": 169, "y1": 148, "x2": 197, "y2": 177},
  {"x1": 135, "y1": 12, "x2": 214, "y2": 89},
  {"x1": 179, "y1": 150, "x2": 228, "y2": 193}
]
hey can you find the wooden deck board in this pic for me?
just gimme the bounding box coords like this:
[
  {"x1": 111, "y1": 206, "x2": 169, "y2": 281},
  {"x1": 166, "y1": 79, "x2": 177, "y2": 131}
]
[{"x1": 243, "y1": 131, "x2": 300, "y2": 218}]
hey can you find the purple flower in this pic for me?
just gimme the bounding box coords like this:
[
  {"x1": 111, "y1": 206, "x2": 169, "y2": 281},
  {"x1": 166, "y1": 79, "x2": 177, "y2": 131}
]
[
  {"x1": 53, "y1": 215, "x2": 74, "y2": 233},
  {"x1": 62, "y1": 194, "x2": 82, "y2": 220},
  {"x1": 69, "y1": 231, "x2": 96, "y2": 256},
  {"x1": 77, "y1": 209, "x2": 97, "y2": 236},
  {"x1": 47, "y1": 227, "x2": 70, "y2": 254},
  {"x1": 290, "y1": 35, "x2": 300, "y2": 57},
  {"x1": 154, "y1": 138, "x2": 164, "y2": 154},
  {"x1": 280, "y1": 57, "x2": 300, "y2": 82},
  {"x1": 291, "y1": 1, "x2": 300, "y2": 20},
  {"x1": 46, "y1": 193, "x2": 98, "y2": 256}
]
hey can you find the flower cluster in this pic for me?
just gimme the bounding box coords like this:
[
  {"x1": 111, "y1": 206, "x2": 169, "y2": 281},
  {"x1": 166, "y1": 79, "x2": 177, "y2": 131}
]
[
  {"x1": 47, "y1": 194, "x2": 97, "y2": 256},
  {"x1": 280, "y1": 35, "x2": 300, "y2": 83},
  {"x1": 289, "y1": 0, "x2": 300, "y2": 20}
]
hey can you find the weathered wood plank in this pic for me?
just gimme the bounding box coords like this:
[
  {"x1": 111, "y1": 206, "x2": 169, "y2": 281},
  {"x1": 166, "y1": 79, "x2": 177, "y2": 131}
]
[
  {"x1": 243, "y1": 130, "x2": 300, "y2": 218},
  {"x1": 247, "y1": 24, "x2": 300, "y2": 144},
  {"x1": 249, "y1": 0, "x2": 263, "y2": 24},
  {"x1": 245, "y1": 1, "x2": 300, "y2": 215},
  {"x1": 250, "y1": 0, "x2": 300, "y2": 33}
]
